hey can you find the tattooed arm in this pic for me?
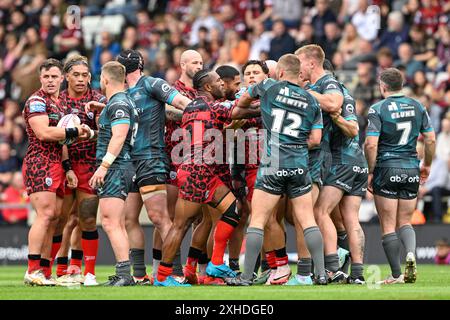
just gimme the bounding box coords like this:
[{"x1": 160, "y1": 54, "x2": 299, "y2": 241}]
[{"x1": 166, "y1": 104, "x2": 183, "y2": 121}]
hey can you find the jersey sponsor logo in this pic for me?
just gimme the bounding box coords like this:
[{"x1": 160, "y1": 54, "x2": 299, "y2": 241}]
[
  {"x1": 326, "y1": 83, "x2": 337, "y2": 89},
  {"x1": 262, "y1": 183, "x2": 281, "y2": 192},
  {"x1": 345, "y1": 104, "x2": 354, "y2": 114},
  {"x1": 115, "y1": 109, "x2": 125, "y2": 118},
  {"x1": 299, "y1": 184, "x2": 311, "y2": 191},
  {"x1": 170, "y1": 171, "x2": 177, "y2": 180},
  {"x1": 279, "y1": 87, "x2": 290, "y2": 95},
  {"x1": 368, "y1": 107, "x2": 376, "y2": 114},
  {"x1": 87, "y1": 112, "x2": 94, "y2": 119},
  {"x1": 45, "y1": 177, "x2": 53, "y2": 186},
  {"x1": 275, "y1": 168, "x2": 304, "y2": 177},
  {"x1": 389, "y1": 175, "x2": 419, "y2": 183},
  {"x1": 161, "y1": 84, "x2": 171, "y2": 93},
  {"x1": 29, "y1": 101, "x2": 46, "y2": 113}
]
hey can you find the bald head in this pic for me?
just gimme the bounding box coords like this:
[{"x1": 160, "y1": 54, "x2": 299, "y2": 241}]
[
  {"x1": 180, "y1": 50, "x2": 203, "y2": 80},
  {"x1": 265, "y1": 60, "x2": 278, "y2": 78}
]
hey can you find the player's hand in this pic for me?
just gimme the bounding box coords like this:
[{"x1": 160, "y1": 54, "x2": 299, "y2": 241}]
[
  {"x1": 249, "y1": 101, "x2": 260, "y2": 109},
  {"x1": 331, "y1": 109, "x2": 341, "y2": 121},
  {"x1": 367, "y1": 173, "x2": 373, "y2": 194},
  {"x1": 76, "y1": 124, "x2": 91, "y2": 141},
  {"x1": 89, "y1": 166, "x2": 107, "y2": 189},
  {"x1": 225, "y1": 119, "x2": 247, "y2": 130},
  {"x1": 420, "y1": 165, "x2": 430, "y2": 185},
  {"x1": 85, "y1": 101, "x2": 106, "y2": 113},
  {"x1": 66, "y1": 170, "x2": 78, "y2": 189}
]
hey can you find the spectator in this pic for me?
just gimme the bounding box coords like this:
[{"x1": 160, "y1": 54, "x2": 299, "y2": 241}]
[
  {"x1": 435, "y1": 238, "x2": 450, "y2": 264},
  {"x1": 294, "y1": 22, "x2": 316, "y2": 48},
  {"x1": 436, "y1": 26, "x2": 450, "y2": 71},
  {"x1": 401, "y1": 0, "x2": 420, "y2": 25},
  {"x1": 151, "y1": 51, "x2": 171, "y2": 79},
  {"x1": 272, "y1": 0, "x2": 302, "y2": 29},
  {"x1": 91, "y1": 31, "x2": 121, "y2": 78},
  {"x1": 409, "y1": 25, "x2": 436, "y2": 63},
  {"x1": 0, "y1": 142, "x2": 19, "y2": 187},
  {"x1": 7, "y1": 10, "x2": 28, "y2": 35},
  {"x1": 338, "y1": 0, "x2": 361, "y2": 24},
  {"x1": 321, "y1": 22, "x2": 341, "y2": 60},
  {"x1": 419, "y1": 94, "x2": 443, "y2": 133},
  {"x1": 53, "y1": 12, "x2": 83, "y2": 59},
  {"x1": 0, "y1": 60, "x2": 12, "y2": 106},
  {"x1": 311, "y1": 0, "x2": 337, "y2": 42},
  {"x1": 338, "y1": 23, "x2": 362, "y2": 63},
  {"x1": 224, "y1": 30, "x2": 250, "y2": 66},
  {"x1": 189, "y1": 3, "x2": 223, "y2": 47},
  {"x1": 9, "y1": 123, "x2": 27, "y2": 165},
  {"x1": 375, "y1": 11, "x2": 409, "y2": 59},
  {"x1": 136, "y1": 9, "x2": 155, "y2": 48},
  {"x1": 351, "y1": 0, "x2": 380, "y2": 42},
  {"x1": 353, "y1": 63, "x2": 382, "y2": 108},
  {"x1": 413, "y1": 0, "x2": 442, "y2": 36},
  {"x1": 0, "y1": 171, "x2": 29, "y2": 225},
  {"x1": 244, "y1": 0, "x2": 273, "y2": 30},
  {"x1": 376, "y1": 47, "x2": 394, "y2": 76},
  {"x1": 164, "y1": 67, "x2": 180, "y2": 85},
  {"x1": 248, "y1": 21, "x2": 272, "y2": 60},
  {"x1": 2, "y1": 33, "x2": 20, "y2": 72},
  {"x1": 395, "y1": 43, "x2": 423, "y2": 81},
  {"x1": 121, "y1": 25, "x2": 138, "y2": 51},
  {"x1": 268, "y1": 19, "x2": 295, "y2": 61},
  {"x1": 38, "y1": 10, "x2": 60, "y2": 57},
  {"x1": 11, "y1": 27, "x2": 47, "y2": 103},
  {"x1": 410, "y1": 69, "x2": 433, "y2": 97}
]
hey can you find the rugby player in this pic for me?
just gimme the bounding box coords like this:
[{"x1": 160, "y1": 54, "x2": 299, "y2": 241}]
[
  {"x1": 117, "y1": 49, "x2": 191, "y2": 284},
  {"x1": 154, "y1": 69, "x2": 259, "y2": 286},
  {"x1": 89, "y1": 61, "x2": 138, "y2": 286},
  {"x1": 365, "y1": 68, "x2": 435, "y2": 284},
  {"x1": 226, "y1": 54, "x2": 327, "y2": 286},
  {"x1": 54, "y1": 55, "x2": 105, "y2": 286},
  {"x1": 296, "y1": 45, "x2": 347, "y2": 282},
  {"x1": 23, "y1": 58, "x2": 90, "y2": 286}
]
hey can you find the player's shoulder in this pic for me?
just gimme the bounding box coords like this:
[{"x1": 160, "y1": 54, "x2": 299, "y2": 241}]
[
  {"x1": 26, "y1": 90, "x2": 47, "y2": 104},
  {"x1": 368, "y1": 99, "x2": 386, "y2": 114},
  {"x1": 90, "y1": 88, "x2": 106, "y2": 102}
]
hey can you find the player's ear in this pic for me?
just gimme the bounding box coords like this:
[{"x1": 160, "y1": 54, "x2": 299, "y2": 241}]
[{"x1": 88, "y1": 72, "x2": 92, "y2": 84}]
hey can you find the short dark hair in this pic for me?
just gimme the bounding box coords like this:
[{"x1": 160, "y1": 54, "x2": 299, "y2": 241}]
[
  {"x1": 193, "y1": 69, "x2": 211, "y2": 90},
  {"x1": 216, "y1": 65, "x2": 240, "y2": 81},
  {"x1": 380, "y1": 68, "x2": 404, "y2": 91},
  {"x1": 242, "y1": 60, "x2": 269, "y2": 75},
  {"x1": 39, "y1": 58, "x2": 63, "y2": 74}
]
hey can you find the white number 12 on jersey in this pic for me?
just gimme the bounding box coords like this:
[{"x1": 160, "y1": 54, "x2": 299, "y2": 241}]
[{"x1": 271, "y1": 108, "x2": 302, "y2": 138}]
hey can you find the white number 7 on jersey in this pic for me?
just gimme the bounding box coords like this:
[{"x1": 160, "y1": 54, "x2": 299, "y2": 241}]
[{"x1": 396, "y1": 121, "x2": 411, "y2": 145}]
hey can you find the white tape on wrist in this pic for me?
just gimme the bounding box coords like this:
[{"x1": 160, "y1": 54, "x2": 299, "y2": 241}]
[
  {"x1": 102, "y1": 152, "x2": 116, "y2": 166},
  {"x1": 89, "y1": 129, "x2": 95, "y2": 139}
]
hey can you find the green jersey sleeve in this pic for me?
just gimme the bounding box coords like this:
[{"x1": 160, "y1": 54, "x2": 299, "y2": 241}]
[{"x1": 143, "y1": 77, "x2": 179, "y2": 105}]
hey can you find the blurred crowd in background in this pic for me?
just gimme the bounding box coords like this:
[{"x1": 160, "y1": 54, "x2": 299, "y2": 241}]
[{"x1": 0, "y1": 0, "x2": 449, "y2": 224}]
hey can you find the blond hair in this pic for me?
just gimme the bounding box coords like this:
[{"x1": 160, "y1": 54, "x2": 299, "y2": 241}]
[
  {"x1": 277, "y1": 54, "x2": 300, "y2": 76},
  {"x1": 101, "y1": 61, "x2": 126, "y2": 84},
  {"x1": 295, "y1": 44, "x2": 325, "y2": 65}
]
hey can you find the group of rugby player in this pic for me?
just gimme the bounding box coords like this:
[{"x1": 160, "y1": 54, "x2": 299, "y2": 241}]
[{"x1": 22, "y1": 42, "x2": 435, "y2": 287}]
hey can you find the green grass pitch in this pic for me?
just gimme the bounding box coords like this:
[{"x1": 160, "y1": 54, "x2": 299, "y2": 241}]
[{"x1": 1, "y1": 264, "x2": 449, "y2": 300}]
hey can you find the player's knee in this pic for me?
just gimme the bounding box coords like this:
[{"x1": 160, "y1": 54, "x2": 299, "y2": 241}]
[
  {"x1": 80, "y1": 216, "x2": 97, "y2": 230},
  {"x1": 78, "y1": 197, "x2": 98, "y2": 222},
  {"x1": 220, "y1": 201, "x2": 240, "y2": 228}
]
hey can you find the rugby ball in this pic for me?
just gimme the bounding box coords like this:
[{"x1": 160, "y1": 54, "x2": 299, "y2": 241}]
[{"x1": 57, "y1": 114, "x2": 81, "y2": 145}]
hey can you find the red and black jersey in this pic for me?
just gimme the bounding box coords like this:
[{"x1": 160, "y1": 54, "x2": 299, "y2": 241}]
[
  {"x1": 181, "y1": 96, "x2": 234, "y2": 166},
  {"x1": 241, "y1": 116, "x2": 263, "y2": 170},
  {"x1": 23, "y1": 89, "x2": 65, "y2": 164},
  {"x1": 60, "y1": 89, "x2": 105, "y2": 164},
  {"x1": 165, "y1": 79, "x2": 197, "y2": 159}
]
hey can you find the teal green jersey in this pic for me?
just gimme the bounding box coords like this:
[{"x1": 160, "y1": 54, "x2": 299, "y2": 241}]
[
  {"x1": 96, "y1": 92, "x2": 138, "y2": 168},
  {"x1": 248, "y1": 78, "x2": 323, "y2": 168},
  {"x1": 307, "y1": 73, "x2": 343, "y2": 153},
  {"x1": 126, "y1": 76, "x2": 179, "y2": 160},
  {"x1": 330, "y1": 85, "x2": 367, "y2": 166},
  {"x1": 366, "y1": 93, "x2": 434, "y2": 168}
]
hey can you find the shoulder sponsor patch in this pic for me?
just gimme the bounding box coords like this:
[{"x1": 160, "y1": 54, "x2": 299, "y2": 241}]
[
  {"x1": 162, "y1": 83, "x2": 171, "y2": 93},
  {"x1": 29, "y1": 101, "x2": 46, "y2": 113},
  {"x1": 115, "y1": 109, "x2": 125, "y2": 118}
]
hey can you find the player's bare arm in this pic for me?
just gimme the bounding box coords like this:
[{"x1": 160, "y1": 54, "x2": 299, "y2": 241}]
[
  {"x1": 29, "y1": 114, "x2": 90, "y2": 142},
  {"x1": 331, "y1": 111, "x2": 358, "y2": 138},
  {"x1": 364, "y1": 135, "x2": 379, "y2": 192},
  {"x1": 307, "y1": 128, "x2": 322, "y2": 149},
  {"x1": 307, "y1": 90, "x2": 343, "y2": 113},
  {"x1": 420, "y1": 130, "x2": 436, "y2": 184},
  {"x1": 165, "y1": 104, "x2": 183, "y2": 121},
  {"x1": 169, "y1": 93, "x2": 192, "y2": 111}
]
